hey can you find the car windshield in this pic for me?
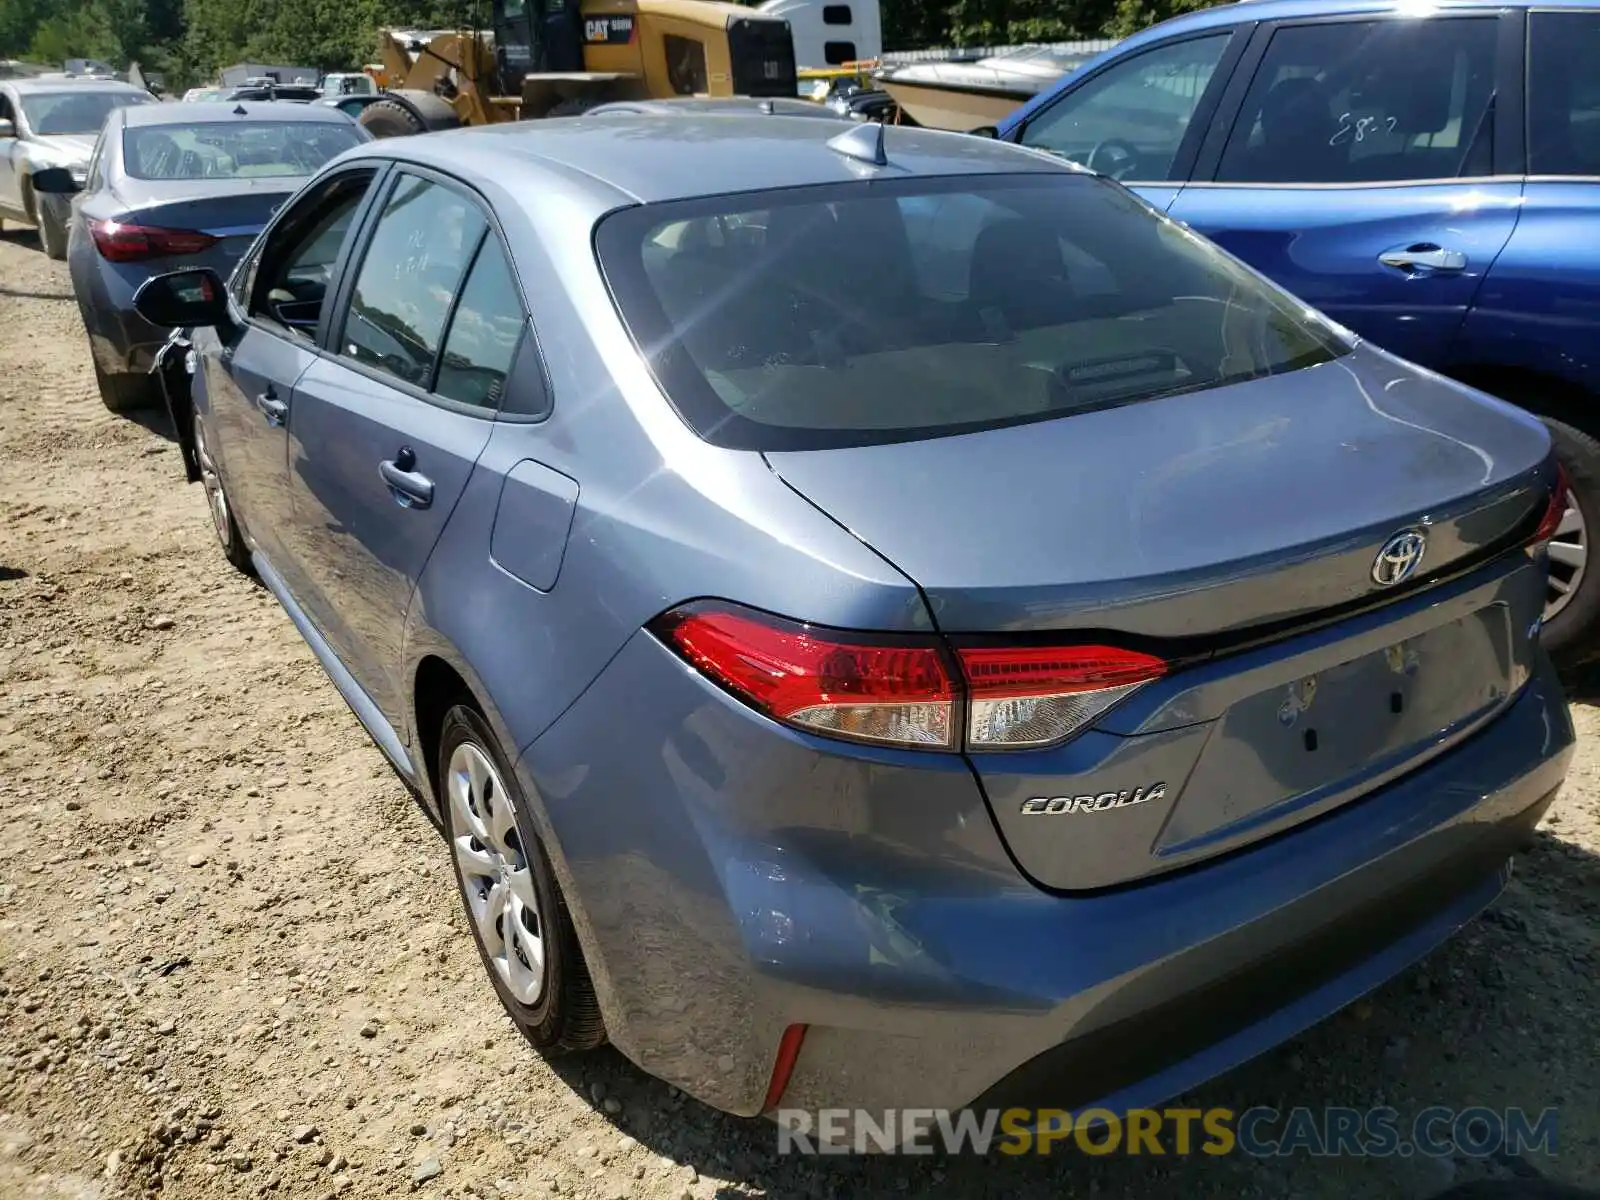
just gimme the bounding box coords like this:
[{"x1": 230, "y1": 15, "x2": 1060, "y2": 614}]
[
  {"x1": 21, "y1": 89, "x2": 151, "y2": 135},
  {"x1": 595, "y1": 172, "x2": 1349, "y2": 451},
  {"x1": 123, "y1": 121, "x2": 364, "y2": 180}
]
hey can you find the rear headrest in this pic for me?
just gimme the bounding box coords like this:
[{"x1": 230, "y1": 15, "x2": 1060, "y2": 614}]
[
  {"x1": 1257, "y1": 76, "x2": 1331, "y2": 140},
  {"x1": 1355, "y1": 65, "x2": 1454, "y2": 135},
  {"x1": 970, "y1": 218, "x2": 1068, "y2": 291}
]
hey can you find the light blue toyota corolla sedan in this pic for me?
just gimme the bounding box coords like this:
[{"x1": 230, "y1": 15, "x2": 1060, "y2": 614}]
[{"x1": 133, "y1": 114, "x2": 1574, "y2": 1128}]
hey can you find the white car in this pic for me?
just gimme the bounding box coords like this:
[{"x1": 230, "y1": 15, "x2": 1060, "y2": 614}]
[{"x1": 0, "y1": 77, "x2": 155, "y2": 259}]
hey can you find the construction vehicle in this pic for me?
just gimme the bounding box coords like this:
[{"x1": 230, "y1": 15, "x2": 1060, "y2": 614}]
[{"x1": 357, "y1": 0, "x2": 801, "y2": 136}]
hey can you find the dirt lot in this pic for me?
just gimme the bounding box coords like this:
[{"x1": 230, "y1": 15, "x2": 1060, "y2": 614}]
[{"x1": 1, "y1": 229, "x2": 1598, "y2": 1200}]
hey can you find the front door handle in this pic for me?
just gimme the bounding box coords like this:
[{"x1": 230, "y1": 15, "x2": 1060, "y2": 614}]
[
  {"x1": 1379, "y1": 244, "x2": 1467, "y2": 274},
  {"x1": 256, "y1": 390, "x2": 288, "y2": 425},
  {"x1": 379, "y1": 446, "x2": 434, "y2": 510}
]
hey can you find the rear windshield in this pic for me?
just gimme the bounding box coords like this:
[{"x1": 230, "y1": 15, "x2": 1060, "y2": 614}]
[
  {"x1": 595, "y1": 173, "x2": 1349, "y2": 451},
  {"x1": 20, "y1": 89, "x2": 152, "y2": 136},
  {"x1": 123, "y1": 121, "x2": 363, "y2": 181}
]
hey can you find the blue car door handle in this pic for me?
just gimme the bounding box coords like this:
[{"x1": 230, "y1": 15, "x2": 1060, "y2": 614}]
[
  {"x1": 257, "y1": 390, "x2": 288, "y2": 425},
  {"x1": 1379, "y1": 244, "x2": 1467, "y2": 274},
  {"x1": 380, "y1": 446, "x2": 434, "y2": 510}
]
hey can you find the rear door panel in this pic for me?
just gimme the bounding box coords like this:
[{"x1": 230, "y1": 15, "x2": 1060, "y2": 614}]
[
  {"x1": 284, "y1": 358, "x2": 493, "y2": 730},
  {"x1": 1168, "y1": 11, "x2": 1523, "y2": 369},
  {"x1": 278, "y1": 167, "x2": 502, "y2": 733}
]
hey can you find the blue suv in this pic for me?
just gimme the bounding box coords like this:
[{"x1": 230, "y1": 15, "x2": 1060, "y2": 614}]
[{"x1": 997, "y1": 0, "x2": 1600, "y2": 669}]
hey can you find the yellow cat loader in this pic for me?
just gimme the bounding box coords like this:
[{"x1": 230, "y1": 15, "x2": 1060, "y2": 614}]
[{"x1": 358, "y1": 0, "x2": 799, "y2": 136}]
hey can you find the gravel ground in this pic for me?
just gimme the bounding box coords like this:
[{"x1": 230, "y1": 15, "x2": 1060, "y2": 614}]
[{"x1": 1, "y1": 227, "x2": 1598, "y2": 1200}]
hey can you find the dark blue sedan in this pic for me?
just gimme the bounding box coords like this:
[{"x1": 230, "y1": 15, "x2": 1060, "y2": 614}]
[{"x1": 36, "y1": 100, "x2": 366, "y2": 412}]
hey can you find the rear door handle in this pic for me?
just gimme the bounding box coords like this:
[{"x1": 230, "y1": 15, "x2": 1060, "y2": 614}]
[
  {"x1": 1379, "y1": 244, "x2": 1467, "y2": 274},
  {"x1": 379, "y1": 446, "x2": 434, "y2": 510},
  {"x1": 256, "y1": 390, "x2": 288, "y2": 425}
]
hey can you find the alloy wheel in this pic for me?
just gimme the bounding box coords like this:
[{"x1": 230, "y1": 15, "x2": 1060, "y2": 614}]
[
  {"x1": 1545, "y1": 485, "x2": 1588, "y2": 622},
  {"x1": 447, "y1": 742, "x2": 545, "y2": 1005}
]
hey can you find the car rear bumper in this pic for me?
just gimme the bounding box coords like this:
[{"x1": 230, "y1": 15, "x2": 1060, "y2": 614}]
[{"x1": 517, "y1": 626, "x2": 1573, "y2": 1120}]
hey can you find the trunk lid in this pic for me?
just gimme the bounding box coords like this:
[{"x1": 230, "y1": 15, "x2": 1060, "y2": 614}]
[
  {"x1": 765, "y1": 346, "x2": 1556, "y2": 890},
  {"x1": 114, "y1": 178, "x2": 295, "y2": 274}
]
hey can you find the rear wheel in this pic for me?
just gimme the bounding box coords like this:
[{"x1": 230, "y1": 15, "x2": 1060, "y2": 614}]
[
  {"x1": 358, "y1": 98, "x2": 426, "y2": 138},
  {"x1": 1539, "y1": 416, "x2": 1600, "y2": 670},
  {"x1": 439, "y1": 704, "x2": 605, "y2": 1054},
  {"x1": 91, "y1": 358, "x2": 160, "y2": 413}
]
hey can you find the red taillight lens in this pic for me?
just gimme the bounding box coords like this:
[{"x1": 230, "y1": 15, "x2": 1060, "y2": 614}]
[
  {"x1": 90, "y1": 219, "x2": 219, "y2": 263},
  {"x1": 654, "y1": 603, "x2": 1166, "y2": 752},
  {"x1": 959, "y1": 644, "x2": 1167, "y2": 749},
  {"x1": 1529, "y1": 462, "x2": 1571, "y2": 547},
  {"x1": 656, "y1": 605, "x2": 958, "y2": 748}
]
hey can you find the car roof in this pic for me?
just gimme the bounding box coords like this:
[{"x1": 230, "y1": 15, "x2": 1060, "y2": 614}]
[
  {"x1": 123, "y1": 100, "x2": 356, "y2": 127},
  {"x1": 1132, "y1": 0, "x2": 1600, "y2": 38},
  {"x1": 353, "y1": 114, "x2": 1073, "y2": 206},
  {"x1": 5, "y1": 77, "x2": 148, "y2": 95}
]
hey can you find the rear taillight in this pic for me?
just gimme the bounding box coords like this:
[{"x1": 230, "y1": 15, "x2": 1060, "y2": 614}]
[
  {"x1": 89, "y1": 218, "x2": 219, "y2": 263},
  {"x1": 655, "y1": 605, "x2": 958, "y2": 749},
  {"x1": 653, "y1": 602, "x2": 1165, "y2": 752},
  {"x1": 1528, "y1": 462, "x2": 1571, "y2": 548},
  {"x1": 958, "y1": 644, "x2": 1166, "y2": 749}
]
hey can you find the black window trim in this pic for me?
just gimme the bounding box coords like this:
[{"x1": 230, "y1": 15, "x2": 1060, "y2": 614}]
[
  {"x1": 1188, "y1": 7, "x2": 1525, "y2": 189},
  {"x1": 322, "y1": 161, "x2": 550, "y2": 423},
  {"x1": 1006, "y1": 25, "x2": 1255, "y2": 187},
  {"x1": 1525, "y1": 6, "x2": 1600, "y2": 182},
  {"x1": 229, "y1": 160, "x2": 392, "y2": 344}
]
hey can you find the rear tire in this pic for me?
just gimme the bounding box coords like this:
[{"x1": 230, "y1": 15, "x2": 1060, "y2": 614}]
[
  {"x1": 1538, "y1": 416, "x2": 1600, "y2": 670},
  {"x1": 438, "y1": 704, "x2": 606, "y2": 1055},
  {"x1": 38, "y1": 205, "x2": 66, "y2": 261},
  {"x1": 92, "y1": 358, "x2": 160, "y2": 413},
  {"x1": 358, "y1": 98, "x2": 427, "y2": 138}
]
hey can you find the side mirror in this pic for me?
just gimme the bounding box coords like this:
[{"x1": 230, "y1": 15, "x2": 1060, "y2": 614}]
[
  {"x1": 967, "y1": 125, "x2": 999, "y2": 139},
  {"x1": 133, "y1": 268, "x2": 232, "y2": 330},
  {"x1": 0, "y1": 119, "x2": 14, "y2": 139},
  {"x1": 30, "y1": 166, "x2": 81, "y2": 194}
]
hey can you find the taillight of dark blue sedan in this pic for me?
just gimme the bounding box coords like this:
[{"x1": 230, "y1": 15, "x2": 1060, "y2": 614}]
[{"x1": 129, "y1": 115, "x2": 1574, "y2": 1131}]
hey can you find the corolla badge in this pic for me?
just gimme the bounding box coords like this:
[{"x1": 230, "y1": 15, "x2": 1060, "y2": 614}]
[
  {"x1": 1371, "y1": 528, "x2": 1428, "y2": 587},
  {"x1": 1020, "y1": 784, "x2": 1166, "y2": 815}
]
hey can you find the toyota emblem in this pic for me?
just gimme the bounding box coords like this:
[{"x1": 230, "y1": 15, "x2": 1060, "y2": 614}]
[{"x1": 1372, "y1": 528, "x2": 1428, "y2": 587}]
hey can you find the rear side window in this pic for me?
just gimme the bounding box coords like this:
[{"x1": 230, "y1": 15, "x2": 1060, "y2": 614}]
[
  {"x1": 1528, "y1": 11, "x2": 1600, "y2": 177},
  {"x1": 1215, "y1": 18, "x2": 1498, "y2": 184},
  {"x1": 595, "y1": 174, "x2": 1347, "y2": 451},
  {"x1": 341, "y1": 174, "x2": 487, "y2": 388},
  {"x1": 434, "y1": 238, "x2": 526, "y2": 411}
]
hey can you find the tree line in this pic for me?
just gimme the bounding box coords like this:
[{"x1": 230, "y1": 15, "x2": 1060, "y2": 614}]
[{"x1": 0, "y1": 0, "x2": 1219, "y2": 88}]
